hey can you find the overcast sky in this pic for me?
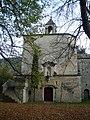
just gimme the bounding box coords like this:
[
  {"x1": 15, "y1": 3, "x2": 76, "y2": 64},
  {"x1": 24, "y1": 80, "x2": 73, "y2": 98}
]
[
  {"x1": 16, "y1": 0, "x2": 90, "y2": 54},
  {"x1": 40, "y1": 0, "x2": 90, "y2": 53}
]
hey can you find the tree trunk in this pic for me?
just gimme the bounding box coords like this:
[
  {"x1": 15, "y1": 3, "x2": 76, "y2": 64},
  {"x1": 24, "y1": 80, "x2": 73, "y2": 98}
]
[
  {"x1": 80, "y1": 0, "x2": 90, "y2": 39},
  {"x1": 33, "y1": 87, "x2": 35, "y2": 102}
]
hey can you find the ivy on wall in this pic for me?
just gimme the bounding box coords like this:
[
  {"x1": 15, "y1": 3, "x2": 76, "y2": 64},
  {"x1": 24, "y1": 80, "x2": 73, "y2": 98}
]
[{"x1": 30, "y1": 42, "x2": 44, "y2": 101}]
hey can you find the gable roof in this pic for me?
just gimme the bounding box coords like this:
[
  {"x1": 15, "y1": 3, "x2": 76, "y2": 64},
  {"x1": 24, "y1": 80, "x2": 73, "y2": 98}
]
[{"x1": 45, "y1": 17, "x2": 55, "y2": 25}]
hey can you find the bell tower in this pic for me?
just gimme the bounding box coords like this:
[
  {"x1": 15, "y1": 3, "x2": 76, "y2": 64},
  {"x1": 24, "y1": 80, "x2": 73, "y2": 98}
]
[{"x1": 45, "y1": 17, "x2": 57, "y2": 34}]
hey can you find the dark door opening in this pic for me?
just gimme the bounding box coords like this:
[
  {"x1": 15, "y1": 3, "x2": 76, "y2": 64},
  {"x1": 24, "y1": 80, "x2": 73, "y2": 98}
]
[
  {"x1": 44, "y1": 87, "x2": 53, "y2": 101},
  {"x1": 48, "y1": 26, "x2": 53, "y2": 34},
  {"x1": 84, "y1": 89, "x2": 89, "y2": 99}
]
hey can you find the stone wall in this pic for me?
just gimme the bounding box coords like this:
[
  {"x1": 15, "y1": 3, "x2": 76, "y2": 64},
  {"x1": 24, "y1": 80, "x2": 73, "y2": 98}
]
[
  {"x1": 34, "y1": 76, "x2": 81, "y2": 102},
  {"x1": 21, "y1": 34, "x2": 81, "y2": 103},
  {"x1": 14, "y1": 76, "x2": 31, "y2": 102},
  {"x1": 22, "y1": 34, "x2": 77, "y2": 76},
  {"x1": 78, "y1": 55, "x2": 90, "y2": 99}
]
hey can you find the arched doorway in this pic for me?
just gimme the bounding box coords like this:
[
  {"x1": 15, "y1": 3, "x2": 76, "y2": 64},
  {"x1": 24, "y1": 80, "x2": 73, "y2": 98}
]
[
  {"x1": 44, "y1": 87, "x2": 53, "y2": 101},
  {"x1": 84, "y1": 89, "x2": 89, "y2": 99},
  {"x1": 48, "y1": 26, "x2": 53, "y2": 34}
]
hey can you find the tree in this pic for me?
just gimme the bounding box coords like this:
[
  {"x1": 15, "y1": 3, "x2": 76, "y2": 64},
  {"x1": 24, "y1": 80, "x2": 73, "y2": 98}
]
[
  {"x1": 0, "y1": 0, "x2": 44, "y2": 73},
  {"x1": 31, "y1": 46, "x2": 39, "y2": 89},
  {"x1": 77, "y1": 46, "x2": 86, "y2": 54},
  {"x1": 0, "y1": 57, "x2": 21, "y2": 87},
  {"x1": 47, "y1": 0, "x2": 90, "y2": 40},
  {"x1": 80, "y1": 0, "x2": 90, "y2": 39},
  {"x1": 31, "y1": 42, "x2": 43, "y2": 101},
  {"x1": 0, "y1": 63, "x2": 13, "y2": 87}
]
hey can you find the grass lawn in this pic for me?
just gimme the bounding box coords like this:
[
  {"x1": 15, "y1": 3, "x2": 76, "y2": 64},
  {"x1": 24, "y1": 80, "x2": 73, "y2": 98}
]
[{"x1": 0, "y1": 102, "x2": 90, "y2": 120}]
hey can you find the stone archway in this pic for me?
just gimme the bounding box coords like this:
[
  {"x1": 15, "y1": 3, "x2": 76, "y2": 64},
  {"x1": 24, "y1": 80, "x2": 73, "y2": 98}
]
[
  {"x1": 44, "y1": 87, "x2": 53, "y2": 102},
  {"x1": 84, "y1": 89, "x2": 89, "y2": 99}
]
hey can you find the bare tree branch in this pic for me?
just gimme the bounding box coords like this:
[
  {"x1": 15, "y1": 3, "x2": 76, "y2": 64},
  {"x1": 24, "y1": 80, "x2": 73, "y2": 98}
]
[{"x1": 0, "y1": 24, "x2": 13, "y2": 46}]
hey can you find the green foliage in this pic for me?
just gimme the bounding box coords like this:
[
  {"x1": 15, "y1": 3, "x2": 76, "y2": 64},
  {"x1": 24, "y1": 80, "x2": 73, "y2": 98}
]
[
  {"x1": 78, "y1": 49, "x2": 86, "y2": 54},
  {"x1": 0, "y1": 0, "x2": 44, "y2": 35},
  {"x1": 77, "y1": 46, "x2": 86, "y2": 54},
  {"x1": 0, "y1": 63, "x2": 13, "y2": 86},
  {"x1": 0, "y1": 0, "x2": 45, "y2": 63},
  {"x1": 31, "y1": 42, "x2": 43, "y2": 88},
  {"x1": 0, "y1": 57, "x2": 21, "y2": 86},
  {"x1": 7, "y1": 57, "x2": 22, "y2": 74},
  {"x1": 31, "y1": 45, "x2": 40, "y2": 88},
  {"x1": 31, "y1": 51, "x2": 39, "y2": 88}
]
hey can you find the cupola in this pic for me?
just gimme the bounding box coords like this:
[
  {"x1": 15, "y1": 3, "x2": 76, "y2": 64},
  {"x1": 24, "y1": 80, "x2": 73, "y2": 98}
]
[{"x1": 45, "y1": 17, "x2": 57, "y2": 34}]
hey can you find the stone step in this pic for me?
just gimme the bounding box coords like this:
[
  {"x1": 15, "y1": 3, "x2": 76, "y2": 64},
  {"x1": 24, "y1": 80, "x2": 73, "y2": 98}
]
[
  {"x1": 0, "y1": 93, "x2": 17, "y2": 103},
  {"x1": 4, "y1": 89, "x2": 22, "y2": 103}
]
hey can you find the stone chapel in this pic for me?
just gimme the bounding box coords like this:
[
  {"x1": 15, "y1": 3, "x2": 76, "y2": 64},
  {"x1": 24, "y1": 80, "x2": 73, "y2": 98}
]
[
  {"x1": 21, "y1": 17, "x2": 81, "y2": 103},
  {"x1": 2, "y1": 18, "x2": 90, "y2": 103}
]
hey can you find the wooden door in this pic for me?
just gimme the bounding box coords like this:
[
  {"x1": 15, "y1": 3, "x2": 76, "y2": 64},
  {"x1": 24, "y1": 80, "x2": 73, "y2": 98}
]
[{"x1": 44, "y1": 87, "x2": 53, "y2": 101}]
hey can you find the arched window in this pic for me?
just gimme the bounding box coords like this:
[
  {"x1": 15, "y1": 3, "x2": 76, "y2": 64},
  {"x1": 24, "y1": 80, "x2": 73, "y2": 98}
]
[
  {"x1": 48, "y1": 26, "x2": 53, "y2": 34},
  {"x1": 84, "y1": 89, "x2": 89, "y2": 99}
]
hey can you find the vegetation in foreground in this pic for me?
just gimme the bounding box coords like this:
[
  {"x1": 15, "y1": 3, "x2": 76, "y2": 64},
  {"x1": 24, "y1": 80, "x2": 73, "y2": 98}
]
[{"x1": 0, "y1": 102, "x2": 90, "y2": 120}]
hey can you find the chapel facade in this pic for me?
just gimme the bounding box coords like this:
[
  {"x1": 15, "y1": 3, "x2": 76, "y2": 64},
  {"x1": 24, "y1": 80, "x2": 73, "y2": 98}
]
[
  {"x1": 21, "y1": 18, "x2": 81, "y2": 103},
  {"x1": 3, "y1": 18, "x2": 90, "y2": 103}
]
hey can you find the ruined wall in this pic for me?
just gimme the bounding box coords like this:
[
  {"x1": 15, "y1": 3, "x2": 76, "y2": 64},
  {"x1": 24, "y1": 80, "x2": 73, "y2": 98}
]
[{"x1": 78, "y1": 54, "x2": 90, "y2": 99}]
